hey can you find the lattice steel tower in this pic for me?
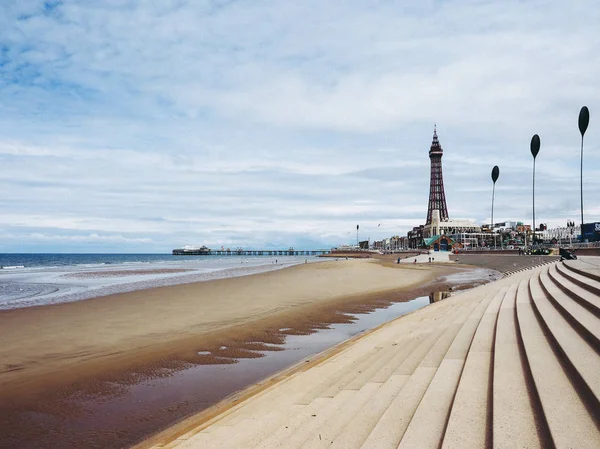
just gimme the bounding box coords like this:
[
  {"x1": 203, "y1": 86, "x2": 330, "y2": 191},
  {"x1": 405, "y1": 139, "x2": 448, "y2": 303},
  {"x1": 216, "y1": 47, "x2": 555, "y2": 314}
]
[{"x1": 426, "y1": 125, "x2": 449, "y2": 225}]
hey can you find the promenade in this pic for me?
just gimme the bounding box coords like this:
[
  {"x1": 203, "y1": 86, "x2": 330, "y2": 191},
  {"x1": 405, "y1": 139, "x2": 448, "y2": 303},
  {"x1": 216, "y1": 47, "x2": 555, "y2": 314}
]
[{"x1": 143, "y1": 257, "x2": 600, "y2": 449}]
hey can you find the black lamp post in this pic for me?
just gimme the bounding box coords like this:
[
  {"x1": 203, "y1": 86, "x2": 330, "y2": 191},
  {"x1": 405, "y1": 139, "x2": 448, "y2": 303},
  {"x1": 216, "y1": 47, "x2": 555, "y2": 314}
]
[
  {"x1": 356, "y1": 224, "x2": 359, "y2": 248},
  {"x1": 530, "y1": 134, "x2": 540, "y2": 246},
  {"x1": 578, "y1": 106, "x2": 590, "y2": 241},
  {"x1": 491, "y1": 166, "x2": 500, "y2": 249}
]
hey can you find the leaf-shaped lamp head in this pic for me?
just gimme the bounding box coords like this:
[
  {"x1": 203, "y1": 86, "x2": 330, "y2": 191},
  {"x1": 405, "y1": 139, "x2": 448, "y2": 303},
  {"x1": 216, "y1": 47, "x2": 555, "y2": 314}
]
[
  {"x1": 491, "y1": 165, "x2": 499, "y2": 183},
  {"x1": 530, "y1": 134, "x2": 540, "y2": 159},
  {"x1": 579, "y1": 106, "x2": 589, "y2": 137}
]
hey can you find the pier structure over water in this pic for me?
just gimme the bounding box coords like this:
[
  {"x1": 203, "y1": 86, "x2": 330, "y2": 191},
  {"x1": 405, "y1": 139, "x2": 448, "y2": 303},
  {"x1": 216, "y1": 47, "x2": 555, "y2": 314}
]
[{"x1": 172, "y1": 247, "x2": 330, "y2": 256}]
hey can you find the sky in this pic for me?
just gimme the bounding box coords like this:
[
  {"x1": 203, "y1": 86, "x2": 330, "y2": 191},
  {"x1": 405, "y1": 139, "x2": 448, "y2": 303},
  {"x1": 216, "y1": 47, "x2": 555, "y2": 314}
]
[{"x1": 1, "y1": 0, "x2": 599, "y2": 253}]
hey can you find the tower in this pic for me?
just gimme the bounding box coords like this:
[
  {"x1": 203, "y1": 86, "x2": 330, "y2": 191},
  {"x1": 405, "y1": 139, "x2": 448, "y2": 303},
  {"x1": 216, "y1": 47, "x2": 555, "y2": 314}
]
[{"x1": 426, "y1": 125, "x2": 449, "y2": 225}]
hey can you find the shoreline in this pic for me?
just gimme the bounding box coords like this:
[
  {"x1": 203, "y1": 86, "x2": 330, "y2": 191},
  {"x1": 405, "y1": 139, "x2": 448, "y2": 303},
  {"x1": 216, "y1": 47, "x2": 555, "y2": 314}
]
[
  {"x1": 0, "y1": 259, "x2": 453, "y2": 396},
  {"x1": 0, "y1": 255, "x2": 314, "y2": 310},
  {"x1": 0, "y1": 258, "x2": 488, "y2": 448}
]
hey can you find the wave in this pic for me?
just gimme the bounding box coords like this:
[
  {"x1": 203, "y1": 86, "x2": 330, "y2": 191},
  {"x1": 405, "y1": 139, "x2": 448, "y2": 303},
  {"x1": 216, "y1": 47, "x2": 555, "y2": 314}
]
[{"x1": 0, "y1": 265, "x2": 25, "y2": 269}]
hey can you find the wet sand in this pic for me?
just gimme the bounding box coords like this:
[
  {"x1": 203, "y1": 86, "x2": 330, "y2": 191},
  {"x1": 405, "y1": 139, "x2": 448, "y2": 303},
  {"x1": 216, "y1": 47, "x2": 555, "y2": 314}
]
[
  {"x1": 61, "y1": 268, "x2": 193, "y2": 279},
  {"x1": 0, "y1": 258, "x2": 473, "y2": 448}
]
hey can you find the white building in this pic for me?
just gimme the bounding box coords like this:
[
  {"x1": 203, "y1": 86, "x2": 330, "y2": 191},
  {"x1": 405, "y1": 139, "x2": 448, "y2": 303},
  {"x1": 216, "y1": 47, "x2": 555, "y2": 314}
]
[{"x1": 423, "y1": 210, "x2": 481, "y2": 239}]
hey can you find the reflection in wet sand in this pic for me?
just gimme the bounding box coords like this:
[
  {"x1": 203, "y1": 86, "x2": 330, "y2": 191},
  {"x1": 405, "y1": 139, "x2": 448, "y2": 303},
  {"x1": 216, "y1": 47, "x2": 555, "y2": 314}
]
[{"x1": 429, "y1": 290, "x2": 452, "y2": 303}]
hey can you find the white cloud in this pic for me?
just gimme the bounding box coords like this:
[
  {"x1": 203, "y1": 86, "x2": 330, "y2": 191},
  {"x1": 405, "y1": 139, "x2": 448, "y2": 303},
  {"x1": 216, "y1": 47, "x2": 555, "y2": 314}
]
[{"x1": 1, "y1": 0, "x2": 599, "y2": 251}]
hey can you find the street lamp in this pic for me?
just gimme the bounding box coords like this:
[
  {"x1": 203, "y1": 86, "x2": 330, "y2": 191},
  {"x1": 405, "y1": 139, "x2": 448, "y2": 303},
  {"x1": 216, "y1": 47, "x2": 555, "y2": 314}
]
[
  {"x1": 578, "y1": 106, "x2": 590, "y2": 240},
  {"x1": 356, "y1": 224, "x2": 359, "y2": 248},
  {"x1": 530, "y1": 134, "x2": 541, "y2": 246},
  {"x1": 491, "y1": 166, "x2": 499, "y2": 250}
]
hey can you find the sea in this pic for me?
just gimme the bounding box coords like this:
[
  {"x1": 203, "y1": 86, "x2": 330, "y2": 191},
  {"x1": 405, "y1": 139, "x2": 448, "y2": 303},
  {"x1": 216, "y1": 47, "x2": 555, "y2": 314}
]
[{"x1": 0, "y1": 253, "x2": 316, "y2": 310}]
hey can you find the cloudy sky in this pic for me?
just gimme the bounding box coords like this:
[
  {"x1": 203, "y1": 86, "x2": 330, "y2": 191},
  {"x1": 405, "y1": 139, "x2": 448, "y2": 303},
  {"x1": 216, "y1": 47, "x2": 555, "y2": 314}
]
[{"x1": 1, "y1": 0, "x2": 599, "y2": 253}]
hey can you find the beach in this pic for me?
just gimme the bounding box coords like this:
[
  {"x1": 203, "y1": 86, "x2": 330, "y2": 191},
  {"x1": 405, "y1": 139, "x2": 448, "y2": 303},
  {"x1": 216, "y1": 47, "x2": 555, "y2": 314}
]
[
  {"x1": 0, "y1": 259, "x2": 448, "y2": 396},
  {"x1": 0, "y1": 257, "x2": 479, "y2": 448}
]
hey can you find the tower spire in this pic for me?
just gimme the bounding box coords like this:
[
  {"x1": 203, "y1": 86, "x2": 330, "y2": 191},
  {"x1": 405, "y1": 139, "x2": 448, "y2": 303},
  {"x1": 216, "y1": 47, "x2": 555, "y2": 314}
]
[{"x1": 426, "y1": 126, "x2": 449, "y2": 225}]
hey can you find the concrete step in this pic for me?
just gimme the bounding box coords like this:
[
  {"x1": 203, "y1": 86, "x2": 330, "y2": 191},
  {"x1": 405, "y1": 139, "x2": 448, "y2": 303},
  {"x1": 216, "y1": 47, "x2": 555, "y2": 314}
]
[
  {"x1": 278, "y1": 383, "x2": 382, "y2": 449},
  {"x1": 357, "y1": 295, "x2": 486, "y2": 449},
  {"x1": 294, "y1": 320, "x2": 422, "y2": 405},
  {"x1": 398, "y1": 360, "x2": 464, "y2": 449},
  {"x1": 301, "y1": 375, "x2": 410, "y2": 449},
  {"x1": 319, "y1": 300, "x2": 475, "y2": 449},
  {"x1": 539, "y1": 266, "x2": 600, "y2": 351},
  {"x1": 248, "y1": 308, "x2": 454, "y2": 448},
  {"x1": 319, "y1": 345, "x2": 388, "y2": 398},
  {"x1": 219, "y1": 338, "x2": 387, "y2": 427},
  {"x1": 517, "y1": 275, "x2": 600, "y2": 448},
  {"x1": 399, "y1": 288, "x2": 493, "y2": 448},
  {"x1": 302, "y1": 298, "x2": 470, "y2": 403},
  {"x1": 563, "y1": 259, "x2": 600, "y2": 283},
  {"x1": 254, "y1": 390, "x2": 357, "y2": 448},
  {"x1": 175, "y1": 403, "x2": 305, "y2": 449},
  {"x1": 313, "y1": 296, "x2": 483, "y2": 449},
  {"x1": 549, "y1": 263, "x2": 600, "y2": 318},
  {"x1": 169, "y1": 367, "x2": 315, "y2": 445},
  {"x1": 441, "y1": 288, "x2": 507, "y2": 449},
  {"x1": 239, "y1": 324, "x2": 423, "y2": 447},
  {"x1": 293, "y1": 345, "x2": 386, "y2": 405},
  {"x1": 181, "y1": 371, "x2": 329, "y2": 441},
  {"x1": 343, "y1": 338, "x2": 414, "y2": 390},
  {"x1": 493, "y1": 282, "x2": 544, "y2": 448},
  {"x1": 398, "y1": 289, "x2": 497, "y2": 449},
  {"x1": 393, "y1": 304, "x2": 470, "y2": 377},
  {"x1": 368, "y1": 334, "x2": 426, "y2": 383},
  {"x1": 559, "y1": 261, "x2": 600, "y2": 296},
  {"x1": 349, "y1": 366, "x2": 438, "y2": 449},
  {"x1": 529, "y1": 273, "x2": 600, "y2": 409},
  {"x1": 240, "y1": 297, "x2": 477, "y2": 448},
  {"x1": 199, "y1": 326, "x2": 410, "y2": 436},
  {"x1": 316, "y1": 374, "x2": 412, "y2": 449},
  {"x1": 220, "y1": 363, "x2": 331, "y2": 426}
]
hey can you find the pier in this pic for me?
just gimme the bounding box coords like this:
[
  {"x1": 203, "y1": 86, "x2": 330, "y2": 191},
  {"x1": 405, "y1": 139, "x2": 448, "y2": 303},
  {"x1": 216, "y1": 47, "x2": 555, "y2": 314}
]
[{"x1": 172, "y1": 248, "x2": 330, "y2": 256}]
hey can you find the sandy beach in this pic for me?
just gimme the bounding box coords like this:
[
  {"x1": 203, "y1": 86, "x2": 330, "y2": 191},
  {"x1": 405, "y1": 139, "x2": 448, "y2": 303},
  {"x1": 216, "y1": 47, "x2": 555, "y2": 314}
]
[
  {"x1": 0, "y1": 259, "x2": 453, "y2": 401},
  {"x1": 0, "y1": 257, "x2": 467, "y2": 448}
]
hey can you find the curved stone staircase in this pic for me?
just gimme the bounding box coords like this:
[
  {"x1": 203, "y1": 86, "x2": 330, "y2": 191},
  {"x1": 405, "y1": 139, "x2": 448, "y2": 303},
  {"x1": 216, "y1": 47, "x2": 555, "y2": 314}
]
[{"x1": 151, "y1": 259, "x2": 600, "y2": 449}]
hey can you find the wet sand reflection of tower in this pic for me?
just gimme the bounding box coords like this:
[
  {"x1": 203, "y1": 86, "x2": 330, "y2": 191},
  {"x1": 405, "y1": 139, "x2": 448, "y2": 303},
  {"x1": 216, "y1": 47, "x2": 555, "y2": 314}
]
[{"x1": 429, "y1": 291, "x2": 451, "y2": 304}]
